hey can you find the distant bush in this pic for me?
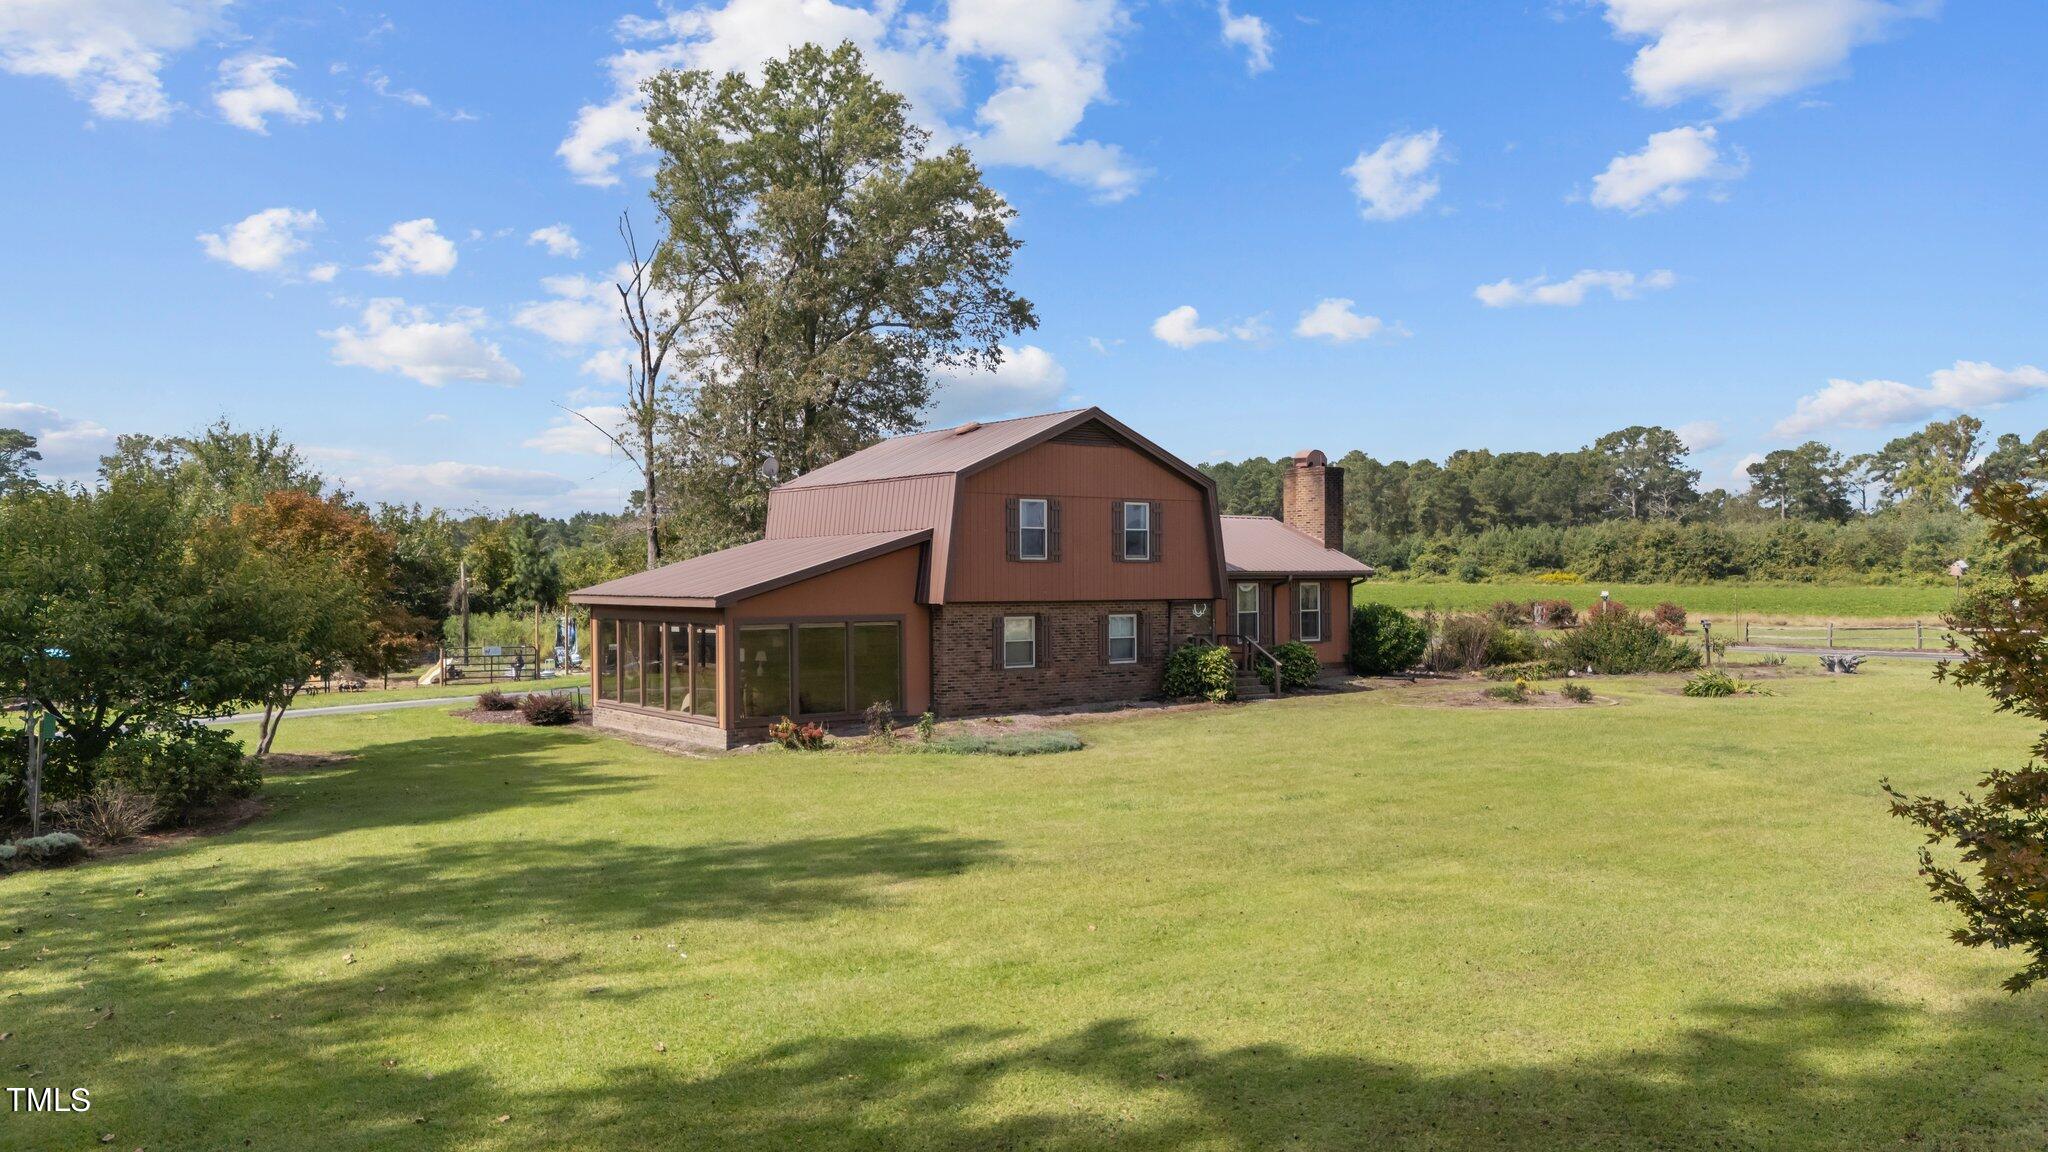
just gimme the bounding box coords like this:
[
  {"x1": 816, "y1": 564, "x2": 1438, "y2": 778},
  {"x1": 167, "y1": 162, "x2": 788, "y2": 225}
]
[
  {"x1": 1534, "y1": 599, "x2": 1577, "y2": 629},
  {"x1": 916, "y1": 731, "x2": 1084, "y2": 756},
  {"x1": 1349, "y1": 604, "x2": 1428, "y2": 676},
  {"x1": 52, "y1": 781, "x2": 159, "y2": 844},
  {"x1": 1484, "y1": 625, "x2": 1541, "y2": 666},
  {"x1": 1483, "y1": 659, "x2": 1566, "y2": 681},
  {"x1": 2, "y1": 831, "x2": 87, "y2": 868},
  {"x1": 1560, "y1": 682, "x2": 1594, "y2": 703},
  {"x1": 100, "y1": 725, "x2": 257, "y2": 823},
  {"x1": 476, "y1": 689, "x2": 517, "y2": 712},
  {"x1": 1487, "y1": 600, "x2": 1532, "y2": 626},
  {"x1": 1534, "y1": 571, "x2": 1584, "y2": 584},
  {"x1": 1256, "y1": 641, "x2": 1321, "y2": 691},
  {"x1": 1423, "y1": 612, "x2": 1496, "y2": 673},
  {"x1": 1484, "y1": 680, "x2": 1531, "y2": 703},
  {"x1": 1651, "y1": 602, "x2": 1688, "y2": 635},
  {"x1": 1164, "y1": 642, "x2": 1236, "y2": 702},
  {"x1": 1559, "y1": 610, "x2": 1701, "y2": 675},
  {"x1": 518, "y1": 693, "x2": 578, "y2": 726}
]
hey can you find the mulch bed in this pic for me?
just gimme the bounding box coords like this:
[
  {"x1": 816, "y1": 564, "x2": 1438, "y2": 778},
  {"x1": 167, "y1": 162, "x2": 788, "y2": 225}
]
[
  {"x1": 453, "y1": 706, "x2": 593, "y2": 728},
  {"x1": 81, "y1": 796, "x2": 273, "y2": 862},
  {"x1": 258, "y1": 751, "x2": 359, "y2": 776}
]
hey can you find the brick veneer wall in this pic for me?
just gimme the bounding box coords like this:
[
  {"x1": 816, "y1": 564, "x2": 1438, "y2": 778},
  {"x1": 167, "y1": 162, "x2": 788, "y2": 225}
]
[{"x1": 931, "y1": 600, "x2": 1208, "y2": 716}]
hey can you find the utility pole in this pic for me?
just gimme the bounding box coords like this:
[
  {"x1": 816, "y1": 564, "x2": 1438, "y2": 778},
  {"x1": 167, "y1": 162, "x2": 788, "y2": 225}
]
[{"x1": 457, "y1": 557, "x2": 471, "y2": 653}]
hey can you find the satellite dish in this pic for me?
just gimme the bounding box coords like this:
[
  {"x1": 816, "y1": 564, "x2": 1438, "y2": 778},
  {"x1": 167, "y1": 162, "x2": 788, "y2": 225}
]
[{"x1": 762, "y1": 454, "x2": 779, "y2": 481}]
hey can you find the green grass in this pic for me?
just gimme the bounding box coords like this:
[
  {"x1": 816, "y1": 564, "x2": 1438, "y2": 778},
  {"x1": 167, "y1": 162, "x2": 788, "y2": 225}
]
[
  {"x1": 284, "y1": 672, "x2": 590, "y2": 711},
  {"x1": 1360, "y1": 580, "x2": 1958, "y2": 621},
  {"x1": 7, "y1": 660, "x2": 2046, "y2": 1149}
]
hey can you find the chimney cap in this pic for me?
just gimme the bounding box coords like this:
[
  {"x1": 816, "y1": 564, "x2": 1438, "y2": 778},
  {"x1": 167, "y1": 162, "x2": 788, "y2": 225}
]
[{"x1": 1293, "y1": 449, "x2": 1327, "y2": 468}]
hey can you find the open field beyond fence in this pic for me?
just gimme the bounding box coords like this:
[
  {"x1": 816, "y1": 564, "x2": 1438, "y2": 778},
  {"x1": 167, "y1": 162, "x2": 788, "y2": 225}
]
[{"x1": 1358, "y1": 581, "x2": 1959, "y2": 623}]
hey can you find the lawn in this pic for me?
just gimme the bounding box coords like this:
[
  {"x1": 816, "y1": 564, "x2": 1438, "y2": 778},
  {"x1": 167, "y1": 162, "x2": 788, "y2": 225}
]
[
  {"x1": 283, "y1": 672, "x2": 591, "y2": 711},
  {"x1": 6, "y1": 661, "x2": 2046, "y2": 1150},
  {"x1": 1358, "y1": 580, "x2": 1958, "y2": 622}
]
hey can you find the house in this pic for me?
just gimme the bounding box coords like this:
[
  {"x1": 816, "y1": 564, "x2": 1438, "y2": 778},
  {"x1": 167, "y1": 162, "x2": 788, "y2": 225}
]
[{"x1": 568, "y1": 408, "x2": 1371, "y2": 748}]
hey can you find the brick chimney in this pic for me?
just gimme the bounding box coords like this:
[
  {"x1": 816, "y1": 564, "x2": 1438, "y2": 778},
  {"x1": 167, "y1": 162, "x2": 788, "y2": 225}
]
[{"x1": 1281, "y1": 449, "x2": 1344, "y2": 553}]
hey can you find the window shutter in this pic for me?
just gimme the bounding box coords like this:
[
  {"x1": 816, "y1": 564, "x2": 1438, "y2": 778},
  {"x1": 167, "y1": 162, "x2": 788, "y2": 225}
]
[
  {"x1": 1137, "y1": 610, "x2": 1150, "y2": 659},
  {"x1": 1048, "y1": 498, "x2": 1063, "y2": 561},
  {"x1": 1149, "y1": 501, "x2": 1163, "y2": 563},
  {"x1": 1005, "y1": 498, "x2": 1020, "y2": 562},
  {"x1": 1098, "y1": 614, "x2": 1109, "y2": 665},
  {"x1": 992, "y1": 615, "x2": 1004, "y2": 669},
  {"x1": 1110, "y1": 501, "x2": 1126, "y2": 563}
]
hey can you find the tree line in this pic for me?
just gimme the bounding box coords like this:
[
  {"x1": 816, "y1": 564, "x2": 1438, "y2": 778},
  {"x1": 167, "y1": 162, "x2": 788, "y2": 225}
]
[{"x1": 1203, "y1": 414, "x2": 2048, "y2": 582}]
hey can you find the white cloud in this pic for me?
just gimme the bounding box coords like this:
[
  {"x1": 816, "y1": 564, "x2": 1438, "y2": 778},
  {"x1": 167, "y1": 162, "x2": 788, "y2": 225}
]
[
  {"x1": 1474, "y1": 268, "x2": 1676, "y2": 307},
  {"x1": 0, "y1": 0, "x2": 229, "y2": 122},
  {"x1": 527, "y1": 224, "x2": 583, "y2": 259},
  {"x1": 559, "y1": 1, "x2": 1142, "y2": 201},
  {"x1": 1293, "y1": 298, "x2": 1385, "y2": 343},
  {"x1": 0, "y1": 391, "x2": 116, "y2": 476},
  {"x1": 307, "y1": 262, "x2": 339, "y2": 283},
  {"x1": 513, "y1": 274, "x2": 616, "y2": 347},
  {"x1": 309, "y1": 445, "x2": 586, "y2": 511},
  {"x1": 198, "y1": 207, "x2": 323, "y2": 274},
  {"x1": 1151, "y1": 305, "x2": 1227, "y2": 349},
  {"x1": 1676, "y1": 420, "x2": 1726, "y2": 452},
  {"x1": 212, "y1": 52, "x2": 319, "y2": 133},
  {"x1": 1219, "y1": 1, "x2": 1273, "y2": 75},
  {"x1": 1774, "y1": 360, "x2": 2048, "y2": 437},
  {"x1": 927, "y1": 344, "x2": 1068, "y2": 424},
  {"x1": 322, "y1": 298, "x2": 521, "y2": 387},
  {"x1": 578, "y1": 346, "x2": 638, "y2": 382},
  {"x1": 367, "y1": 218, "x2": 458, "y2": 276},
  {"x1": 364, "y1": 67, "x2": 430, "y2": 108},
  {"x1": 1596, "y1": 0, "x2": 1930, "y2": 118},
  {"x1": 1346, "y1": 128, "x2": 1443, "y2": 221},
  {"x1": 1086, "y1": 336, "x2": 1123, "y2": 355},
  {"x1": 525, "y1": 405, "x2": 631, "y2": 456},
  {"x1": 1729, "y1": 452, "x2": 1765, "y2": 491},
  {"x1": 1590, "y1": 124, "x2": 1745, "y2": 212}
]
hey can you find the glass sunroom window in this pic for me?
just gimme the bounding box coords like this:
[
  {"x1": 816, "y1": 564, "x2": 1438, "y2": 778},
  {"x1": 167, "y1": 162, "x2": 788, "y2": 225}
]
[
  {"x1": 850, "y1": 622, "x2": 902, "y2": 713},
  {"x1": 739, "y1": 625, "x2": 791, "y2": 718},
  {"x1": 598, "y1": 618, "x2": 619, "y2": 701},
  {"x1": 620, "y1": 620, "x2": 643, "y2": 706},
  {"x1": 692, "y1": 626, "x2": 718, "y2": 717},
  {"x1": 797, "y1": 623, "x2": 850, "y2": 715},
  {"x1": 664, "y1": 624, "x2": 689, "y2": 711}
]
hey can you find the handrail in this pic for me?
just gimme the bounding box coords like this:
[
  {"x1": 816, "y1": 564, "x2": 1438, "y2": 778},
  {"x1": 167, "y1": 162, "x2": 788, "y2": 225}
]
[{"x1": 1212, "y1": 632, "x2": 1286, "y2": 697}]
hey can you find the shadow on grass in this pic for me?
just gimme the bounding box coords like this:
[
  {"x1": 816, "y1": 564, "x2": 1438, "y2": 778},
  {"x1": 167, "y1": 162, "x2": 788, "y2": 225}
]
[{"x1": 481, "y1": 989, "x2": 2043, "y2": 1150}]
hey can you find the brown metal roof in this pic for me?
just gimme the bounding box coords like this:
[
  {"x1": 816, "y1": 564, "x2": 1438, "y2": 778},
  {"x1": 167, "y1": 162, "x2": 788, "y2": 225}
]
[
  {"x1": 1221, "y1": 516, "x2": 1374, "y2": 579},
  {"x1": 776, "y1": 409, "x2": 1090, "y2": 489},
  {"x1": 568, "y1": 530, "x2": 931, "y2": 608}
]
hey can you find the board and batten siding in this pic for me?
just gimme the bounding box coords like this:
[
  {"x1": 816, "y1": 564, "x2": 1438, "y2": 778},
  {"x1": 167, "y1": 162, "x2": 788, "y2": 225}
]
[{"x1": 945, "y1": 441, "x2": 1219, "y2": 603}]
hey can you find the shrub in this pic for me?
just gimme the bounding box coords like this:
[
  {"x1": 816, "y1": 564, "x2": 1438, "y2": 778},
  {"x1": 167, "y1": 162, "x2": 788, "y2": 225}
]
[
  {"x1": 1484, "y1": 625, "x2": 1540, "y2": 666},
  {"x1": 915, "y1": 711, "x2": 937, "y2": 743},
  {"x1": 52, "y1": 781, "x2": 160, "y2": 844},
  {"x1": 916, "y1": 731, "x2": 1084, "y2": 756},
  {"x1": 1423, "y1": 612, "x2": 1496, "y2": 673},
  {"x1": 3, "y1": 831, "x2": 88, "y2": 867},
  {"x1": 1256, "y1": 641, "x2": 1321, "y2": 691},
  {"x1": 1534, "y1": 571, "x2": 1584, "y2": 584},
  {"x1": 1560, "y1": 682, "x2": 1594, "y2": 703},
  {"x1": 1164, "y1": 642, "x2": 1236, "y2": 702},
  {"x1": 1484, "y1": 680, "x2": 1530, "y2": 702},
  {"x1": 864, "y1": 701, "x2": 897, "y2": 747},
  {"x1": 1349, "y1": 604, "x2": 1428, "y2": 676},
  {"x1": 1483, "y1": 659, "x2": 1566, "y2": 681},
  {"x1": 99, "y1": 725, "x2": 257, "y2": 823},
  {"x1": 476, "y1": 689, "x2": 517, "y2": 712},
  {"x1": 768, "y1": 718, "x2": 828, "y2": 751},
  {"x1": 1682, "y1": 670, "x2": 1770, "y2": 697},
  {"x1": 518, "y1": 693, "x2": 578, "y2": 726},
  {"x1": 1487, "y1": 599, "x2": 1532, "y2": 626},
  {"x1": 1651, "y1": 602, "x2": 1688, "y2": 636},
  {"x1": 1558, "y1": 609, "x2": 1702, "y2": 675},
  {"x1": 1534, "y1": 599, "x2": 1577, "y2": 629}
]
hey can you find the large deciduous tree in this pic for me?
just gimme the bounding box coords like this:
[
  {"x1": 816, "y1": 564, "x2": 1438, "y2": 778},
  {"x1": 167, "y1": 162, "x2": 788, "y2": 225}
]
[
  {"x1": 1594, "y1": 425, "x2": 1700, "y2": 520},
  {"x1": 0, "y1": 428, "x2": 41, "y2": 498},
  {"x1": 1745, "y1": 442, "x2": 1854, "y2": 522},
  {"x1": 1863, "y1": 416, "x2": 1985, "y2": 510},
  {"x1": 1885, "y1": 477, "x2": 2048, "y2": 991},
  {"x1": 643, "y1": 40, "x2": 1036, "y2": 550},
  {"x1": 100, "y1": 419, "x2": 326, "y2": 517}
]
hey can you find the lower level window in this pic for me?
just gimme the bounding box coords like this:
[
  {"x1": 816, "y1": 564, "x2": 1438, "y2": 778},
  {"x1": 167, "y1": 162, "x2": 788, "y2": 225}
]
[
  {"x1": 739, "y1": 625, "x2": 791, "y2": 718},
  {"x1": 1298, "y1": 582, "x2": 1324, "y2": 642},
  {"x1": 1107, "y1": 613, "x2": 1138, "y2": 663},
  {"x1": 797, "y1": 623, "x2": 850, "y2": 715},
  {"x1": 1003, "y1": 616, "x2": 1037, "y2": 669}
]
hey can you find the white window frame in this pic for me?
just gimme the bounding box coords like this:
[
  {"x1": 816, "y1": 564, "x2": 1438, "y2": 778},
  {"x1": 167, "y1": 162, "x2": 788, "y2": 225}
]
[
  {"x1": 1107, "y1": 613, "x2": 1138, "y2": 664},
  {"x1": 1002, "y1": 615, "x2": 1037, "y2": 669},
  {"x1": 1018, "y1": 498, "x2": 1048, "y2": 561},
  {"x1": 1235, "y1": 583, "x2": 1260, "y2": 642},
  {"x1": 1298, "y1": 581, "x2": 1324, "y2": 643},
  {"x1": 1122, "y1": 501, "x2": 1151, "y2": 560}
]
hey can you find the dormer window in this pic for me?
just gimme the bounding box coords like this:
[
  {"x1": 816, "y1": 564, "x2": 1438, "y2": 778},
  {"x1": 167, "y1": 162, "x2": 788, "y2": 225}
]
[
  {"x1": 1018, "y1": 498, "x2": 1048, "y2": 560},
  {"x1": 1121, "y1": 501, "x2": 1151, "y2": 560}
]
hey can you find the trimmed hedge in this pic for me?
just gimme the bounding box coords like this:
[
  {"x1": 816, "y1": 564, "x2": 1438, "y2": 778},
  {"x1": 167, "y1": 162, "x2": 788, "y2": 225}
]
[
  {"x1": 1349, "y1": 603, "x2": 1428, "y2": 675},
  {"x1": 1164, "y1": 642, "x2": 1237, "y2": 702},
  {"x1": 1256, "y1": 641, "x2": 1321, "y2": 691}
]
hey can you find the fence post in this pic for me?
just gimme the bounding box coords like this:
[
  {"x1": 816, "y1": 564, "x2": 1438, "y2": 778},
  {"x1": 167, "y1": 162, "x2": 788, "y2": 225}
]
[
  {"x1": 1916, "y1": 621, "x2": 1924, "y2": 650},
  {"x1": 1827, "y1": 622, "x2": 1834, "y2": 648}
]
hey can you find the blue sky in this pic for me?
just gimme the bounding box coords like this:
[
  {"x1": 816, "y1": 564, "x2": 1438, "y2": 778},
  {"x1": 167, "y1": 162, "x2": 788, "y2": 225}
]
[{"x1": 2, "y1": 0, "x2": 2043, "y2": 514}]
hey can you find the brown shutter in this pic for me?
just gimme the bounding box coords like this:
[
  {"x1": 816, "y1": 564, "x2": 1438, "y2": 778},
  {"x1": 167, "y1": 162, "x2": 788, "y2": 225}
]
[
  {"x1": 1110, "y1": 500, "x2": 1125, "y2": 563},
  {"x1": 1005, "y1": 498, "x2": 1020, "y2": 561},
  {"x1": 1149, "y1": 501, "x2": 1163, "y2": 563},
  {"x1": 1048, "y1": 498, "x2": 1063, "y2": 561},
  {"x1": 992, "y1": 614, "x2": 1004, "y2": 669},
  {"x1": 1137, "y1": 610, "x2": 1150, "y2": 660},
  {"x1": 1098, "y1": 614, "x2": 1109, "y2": 664}
]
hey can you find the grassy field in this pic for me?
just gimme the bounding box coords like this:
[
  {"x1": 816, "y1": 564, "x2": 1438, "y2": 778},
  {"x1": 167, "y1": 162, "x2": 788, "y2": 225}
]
[
  {"x1": 285, "y1": 672, "x2": 590, "y2": 711},
  {"x1": 1358, "y1": 580, "x2": 1958, "y2": 621},
  {"x1": 7, "y1": 660, "x2": 2046, "y2": 1150}
]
